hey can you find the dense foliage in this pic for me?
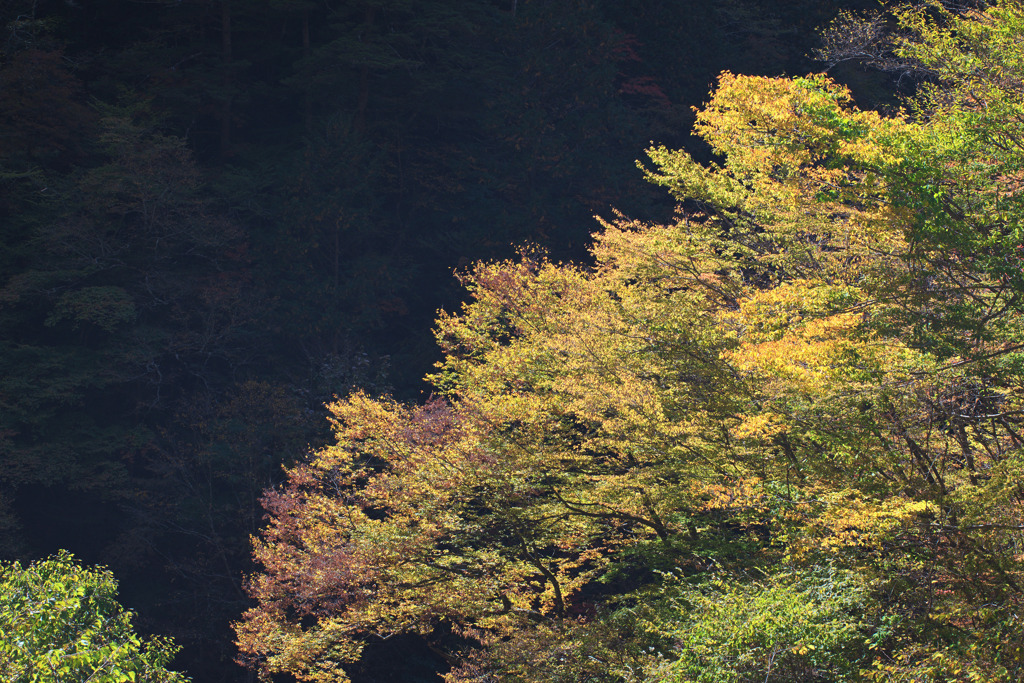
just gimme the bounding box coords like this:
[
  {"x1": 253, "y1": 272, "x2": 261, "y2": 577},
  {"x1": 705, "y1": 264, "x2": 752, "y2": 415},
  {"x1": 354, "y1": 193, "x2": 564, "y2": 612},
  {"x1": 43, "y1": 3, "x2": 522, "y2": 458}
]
[
  {"x1": 0, "y1": 552, "x2": 188, "y2": 682},
  {"x1": 1, "y1": 1, "x2": 880, "y2": 679},
  {"x1": 237, "y1": 2, "x2": 1024, "y2": 681}
]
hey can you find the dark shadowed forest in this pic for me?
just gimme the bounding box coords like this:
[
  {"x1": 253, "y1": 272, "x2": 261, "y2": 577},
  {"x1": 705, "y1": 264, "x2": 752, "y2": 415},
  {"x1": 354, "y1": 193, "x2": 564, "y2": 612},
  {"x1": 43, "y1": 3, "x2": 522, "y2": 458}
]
[{"x1": 5, "y1": 1, "x2": 1024, "y2": 682}]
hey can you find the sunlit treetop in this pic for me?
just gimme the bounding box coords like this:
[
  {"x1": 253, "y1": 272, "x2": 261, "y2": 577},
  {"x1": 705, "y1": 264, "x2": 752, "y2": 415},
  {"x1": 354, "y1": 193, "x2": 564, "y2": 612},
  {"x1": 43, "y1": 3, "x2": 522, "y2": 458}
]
[
  {"x1": 235, "y1": 3, "x2": 1024, "y2": 681},
  {"x1": 0, "y1": 551, "x2": 189, "y2": 683}
]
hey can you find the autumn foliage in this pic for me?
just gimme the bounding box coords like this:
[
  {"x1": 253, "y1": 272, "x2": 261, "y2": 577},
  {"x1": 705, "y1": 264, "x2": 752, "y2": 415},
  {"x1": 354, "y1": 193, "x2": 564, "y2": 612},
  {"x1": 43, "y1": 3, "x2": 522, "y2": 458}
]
[{"x1": 237, "y1": 3, "x2": 1024, "y2": 681}]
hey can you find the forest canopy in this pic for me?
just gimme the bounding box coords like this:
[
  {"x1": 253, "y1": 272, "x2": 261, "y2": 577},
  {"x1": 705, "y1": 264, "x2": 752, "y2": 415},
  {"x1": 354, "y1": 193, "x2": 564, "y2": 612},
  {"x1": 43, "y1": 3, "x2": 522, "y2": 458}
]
[
  {"x1": 236, "y1": 2, "x2": 1024, "y2": 681},
  {"x1": 1, "y1": 1, "x2": 891, "y2": 679}
]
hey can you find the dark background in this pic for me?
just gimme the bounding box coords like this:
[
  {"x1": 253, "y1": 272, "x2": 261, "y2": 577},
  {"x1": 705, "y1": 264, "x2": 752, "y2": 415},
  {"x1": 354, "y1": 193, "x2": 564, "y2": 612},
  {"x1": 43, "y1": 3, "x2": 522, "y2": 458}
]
[{"x1": 0, "y1": 1, "x2": 888, "y2": 679}]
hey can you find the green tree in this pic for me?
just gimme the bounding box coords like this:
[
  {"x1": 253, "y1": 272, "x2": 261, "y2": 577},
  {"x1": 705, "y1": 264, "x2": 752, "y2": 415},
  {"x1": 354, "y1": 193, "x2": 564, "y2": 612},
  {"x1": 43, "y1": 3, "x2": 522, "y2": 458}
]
[{"x1": 0, "y1": 551, "x2": 188, "y2": 682}]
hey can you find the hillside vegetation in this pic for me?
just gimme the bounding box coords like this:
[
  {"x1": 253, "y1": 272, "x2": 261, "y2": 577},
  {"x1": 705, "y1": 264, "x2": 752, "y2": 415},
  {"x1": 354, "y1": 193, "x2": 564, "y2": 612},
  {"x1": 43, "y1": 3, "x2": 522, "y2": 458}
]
[{"x1": 236, "y1": 3, "x2": 1024, "y2": 681}]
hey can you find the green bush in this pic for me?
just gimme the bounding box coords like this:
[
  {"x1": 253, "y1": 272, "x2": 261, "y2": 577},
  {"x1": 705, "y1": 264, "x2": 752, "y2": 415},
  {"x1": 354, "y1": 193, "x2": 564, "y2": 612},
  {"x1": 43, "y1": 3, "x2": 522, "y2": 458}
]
[
  {"x1": 0, "y1": 551, "x2": 188, "y2": 683},
  {"x1": 643, "y1": 568, "x2": 866, "y2": 683}
]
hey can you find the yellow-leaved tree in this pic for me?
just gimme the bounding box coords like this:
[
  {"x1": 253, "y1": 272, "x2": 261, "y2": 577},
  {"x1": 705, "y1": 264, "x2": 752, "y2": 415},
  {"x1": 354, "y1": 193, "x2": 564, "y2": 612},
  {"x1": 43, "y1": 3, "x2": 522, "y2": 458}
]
[{"x1": 237, "y1": 3, "x2": 1024, "y2": 681}]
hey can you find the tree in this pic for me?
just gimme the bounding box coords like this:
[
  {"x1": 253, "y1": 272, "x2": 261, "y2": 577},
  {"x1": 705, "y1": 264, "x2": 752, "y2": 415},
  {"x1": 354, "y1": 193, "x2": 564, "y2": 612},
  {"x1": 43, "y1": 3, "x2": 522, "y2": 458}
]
[
  {"x1": 0, "y1": 551, "x2": 188, "y2": 682},
  {"x1": 638, "y1": 3, "x2": 1024, "y2": 678},
  {"x1": 238, "y1": 2, "x2": 1024, "y2": 681}
]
